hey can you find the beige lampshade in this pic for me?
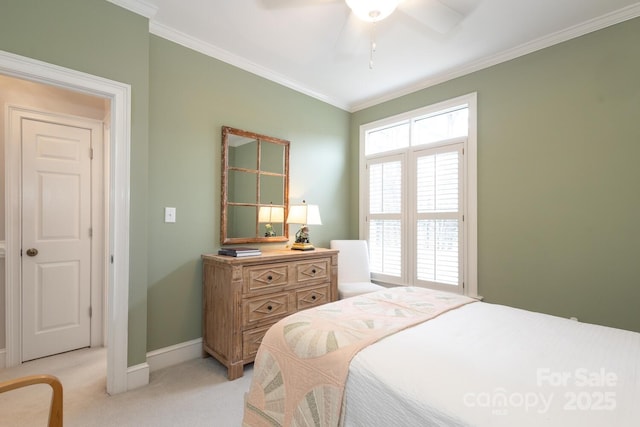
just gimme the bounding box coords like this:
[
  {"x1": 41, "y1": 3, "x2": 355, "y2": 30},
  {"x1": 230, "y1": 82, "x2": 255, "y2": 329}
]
[
  {"x1": 286, "y1": 202, "x2": 322, "y2": 226},
  {"x1": 258, "y1": 205, "x2": 284, "y2": 223}
]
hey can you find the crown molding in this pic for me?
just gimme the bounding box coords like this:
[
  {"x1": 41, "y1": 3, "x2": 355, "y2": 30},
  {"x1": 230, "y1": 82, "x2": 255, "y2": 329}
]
[
  {"x1": 149, "y1": 20, "x2": 350, "y2": 111},
  {"x1": 350, "y1": 3, "x2": 640, "y2": 112},
  {"x1": 106, "y1": 1, "x2": 640, "y2": 113},
  {"x1": 106, "y1": 0, "x2": 158, "y2": 19}
]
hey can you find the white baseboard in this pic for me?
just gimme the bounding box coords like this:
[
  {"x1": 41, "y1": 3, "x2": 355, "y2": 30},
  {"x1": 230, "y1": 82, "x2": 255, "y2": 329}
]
[
  {"x1": 146, "y1": 337, "x2": 203, "y2": 373},
  {"x1": 112, "y1": 338, "x2": 206, "y2": 392},
  {"x1": 0, "y1": 342, "x2": 202, "y2": 391},
  {"x1": 126, "y1": 362, "x2": 149, "y2": 391}
]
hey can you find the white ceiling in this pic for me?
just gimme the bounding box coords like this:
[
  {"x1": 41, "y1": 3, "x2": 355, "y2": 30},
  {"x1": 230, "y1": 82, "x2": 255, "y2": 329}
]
[{"x1": 109, "y1": 0, "x2": 640, "y2": 111}]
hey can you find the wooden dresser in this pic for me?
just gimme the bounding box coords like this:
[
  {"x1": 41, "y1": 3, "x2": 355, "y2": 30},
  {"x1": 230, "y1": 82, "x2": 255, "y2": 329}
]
[{"x1": 201, "y1": 248, "x2": 338, "y2": 380}]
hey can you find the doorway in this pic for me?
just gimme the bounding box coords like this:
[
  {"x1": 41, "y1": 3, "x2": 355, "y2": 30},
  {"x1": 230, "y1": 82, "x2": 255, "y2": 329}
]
[{"x1": 1, "y1": 50, "x2": 132, "y2": 394}]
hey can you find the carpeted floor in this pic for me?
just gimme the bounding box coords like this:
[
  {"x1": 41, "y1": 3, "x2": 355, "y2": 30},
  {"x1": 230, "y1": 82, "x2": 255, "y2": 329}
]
[{"x1": 0, "y1": 347, "x2": 252, "y2": 426}]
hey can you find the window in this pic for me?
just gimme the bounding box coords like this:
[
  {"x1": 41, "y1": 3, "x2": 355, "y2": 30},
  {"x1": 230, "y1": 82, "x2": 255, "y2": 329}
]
[{"x1": 360, "y1": 94, "x2": 477, "y2": 296}]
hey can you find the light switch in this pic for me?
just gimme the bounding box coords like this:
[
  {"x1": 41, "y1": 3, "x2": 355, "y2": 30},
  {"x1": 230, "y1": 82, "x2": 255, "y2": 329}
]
[{"x1": 164, "y1": 207, "x2": 176, "y2": 223}]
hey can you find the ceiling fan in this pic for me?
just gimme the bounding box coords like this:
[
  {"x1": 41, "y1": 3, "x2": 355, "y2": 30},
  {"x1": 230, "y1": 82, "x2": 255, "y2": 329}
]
[
  {"x1": 260, "y1": 0, "x2": 463, "y2": 33},
  {"x1": 260, "y1": 0, "x2": 464, "y2": 68}
]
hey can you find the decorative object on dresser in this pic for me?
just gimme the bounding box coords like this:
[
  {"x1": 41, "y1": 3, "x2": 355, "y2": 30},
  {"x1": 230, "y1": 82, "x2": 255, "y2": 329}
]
[
  {"x1": 286, "y1": 200, "x2": 322, "y2": 251},
  {"x1": 217, "y1": 247, "x2": 262, "y2": 257},
  {"x1": 201, "y1": 248, "x2": 338, "y2": 380}
]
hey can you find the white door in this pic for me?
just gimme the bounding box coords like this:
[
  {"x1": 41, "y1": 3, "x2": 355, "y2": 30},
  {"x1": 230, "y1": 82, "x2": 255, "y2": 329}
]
[{"x1": 21, "y1": 118, "x2": 92, "y2": 362}]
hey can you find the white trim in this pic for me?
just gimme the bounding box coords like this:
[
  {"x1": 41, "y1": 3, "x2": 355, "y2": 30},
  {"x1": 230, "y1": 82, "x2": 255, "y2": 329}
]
[
  {"x1": 351, "y1": 4, "x2": 640, "y2": 111},
  {"x1": 106, "y1": 0, "x2": 158, "y2": 19},
  {"x1": 126, "y1": 362, "x2": 150, "y2": 391},
  {"x1": 0, "y1": 240, "x2": 5, "y2": 258},
  {"x1": 0, "y1": 49, "x2": 132, "y2": 394},
  {"x1": 465, "y1": 94, "x2": 479, "y2": 299},
  {"x1": 90, "y1": 118, "x2": 106, "y2": 348},
  {"x1": 5, "y1": 106, "x2": 20, "y2": 369},
  {"x1": 146, "y1": 338, "x2": 203, "y2": 373},
  {"x1": 129, "y1": 338, "x2": 204, "y2": 389},
  {"x1": 147, "y1": 21, "x2": 349, "y2": 111}
]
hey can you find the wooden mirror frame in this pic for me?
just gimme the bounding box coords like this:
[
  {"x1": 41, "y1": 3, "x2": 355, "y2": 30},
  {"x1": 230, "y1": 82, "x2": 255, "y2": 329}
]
[{"x1": 220, "y1": 126, "x2": 290, "y2": 244}]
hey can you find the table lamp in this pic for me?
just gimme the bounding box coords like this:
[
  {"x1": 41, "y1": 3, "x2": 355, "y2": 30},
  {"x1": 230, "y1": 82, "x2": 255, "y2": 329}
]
[{"x1": 286, "y1": 200, "x2": 322, "y2": 250}]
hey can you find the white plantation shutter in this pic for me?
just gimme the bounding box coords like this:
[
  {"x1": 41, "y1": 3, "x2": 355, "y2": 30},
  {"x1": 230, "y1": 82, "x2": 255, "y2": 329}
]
[
  {"x1": 369, "y1": 161, "x2": 402, "y2": 214},
  {"x1": 417, "y1": 219, "x2": 459, "y2": 285},
  {"x1": 415, "y1": 147, "x2": 462, "y2": 286},
  {"x1": 361, "y1": 96, "x2": 475, "y2": 295},
  {"x1": 416, "y1": 151, "x2": 459, "y2": 213},
  {"x1": 369, "y1": 219, "x2": 402, "y2": 277},
  {"x1": 368, "y1": 159, "x2": 403, "y2": 278}
]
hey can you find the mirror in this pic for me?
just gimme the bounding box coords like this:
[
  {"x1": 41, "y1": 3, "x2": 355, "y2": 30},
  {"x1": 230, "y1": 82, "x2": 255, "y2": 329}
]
[{"x1": 221, "y1": 126, "x2": 290, "y2": 244}]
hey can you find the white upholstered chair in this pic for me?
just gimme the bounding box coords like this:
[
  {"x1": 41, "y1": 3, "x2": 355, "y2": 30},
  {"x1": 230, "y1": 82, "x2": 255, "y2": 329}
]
[{"x1": 330, "y1": 240, "x2": 385, "y2": 299}]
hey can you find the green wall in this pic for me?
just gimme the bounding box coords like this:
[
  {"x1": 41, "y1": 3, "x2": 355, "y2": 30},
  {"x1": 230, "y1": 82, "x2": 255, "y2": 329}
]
[
  {"x1": 352, "y1": 18, "x2": 640, "y2": 332},
  {"x1": 146, "y1": 36, "x2": 350, "y2": 350},
  {"x1": 1, "y1": 0, "x2": 637, "y2": 368},
  {"x1": 0, "y1": 0, "x2": 350, "y2": 362},
  {"x1": 0, "y1": 0, "x2": 150, "y2": 365}
]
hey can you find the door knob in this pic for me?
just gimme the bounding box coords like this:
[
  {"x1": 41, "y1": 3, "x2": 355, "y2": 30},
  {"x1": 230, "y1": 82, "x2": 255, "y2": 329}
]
[{"x1": 26, "y1": 248, "x2": 38, "y2": 257}]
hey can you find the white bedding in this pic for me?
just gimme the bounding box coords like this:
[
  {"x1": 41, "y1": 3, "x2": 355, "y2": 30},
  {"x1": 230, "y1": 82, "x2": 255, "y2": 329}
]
[{"x1": 343, "y1": 302, "x2": 640, "y2": 426}]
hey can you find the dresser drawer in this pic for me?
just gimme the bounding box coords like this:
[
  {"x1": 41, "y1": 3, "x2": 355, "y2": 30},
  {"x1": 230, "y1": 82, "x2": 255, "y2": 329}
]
[
  {"x1": 244, "y1": 263, "x2": 289, "y2": 293},
  {"x1": 243, "y1": 325, "x2": 271, "y2": 360},
  {"x1": 296, "y1": 285, "x2": 330, "y2": 311},
  {"x1": 295, "y1": 258, "x2": 330, "y2": 285},
  {"x1": 243, "y1": 292, "x2": 292, "y2": 327}
]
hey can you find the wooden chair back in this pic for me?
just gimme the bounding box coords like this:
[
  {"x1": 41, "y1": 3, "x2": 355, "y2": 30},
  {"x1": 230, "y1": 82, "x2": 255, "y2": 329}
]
[{"x1": 0, "y1": 374, "x2": 63, "y2": 427}]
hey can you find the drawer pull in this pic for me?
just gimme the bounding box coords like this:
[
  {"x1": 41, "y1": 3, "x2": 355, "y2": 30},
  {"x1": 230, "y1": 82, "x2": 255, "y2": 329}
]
[
  {"x1": 267, "y1": 305, "x2": 273, "y2": 311},
  {"x1": 311, "y1": 295, "x2": 317, "y2": 300},
  {"x1": 267, "y1": 275, "x2": 273, "y2": 281},
  {"x1": 311, "y1": 269, "x2": 316, "y2": 274}
]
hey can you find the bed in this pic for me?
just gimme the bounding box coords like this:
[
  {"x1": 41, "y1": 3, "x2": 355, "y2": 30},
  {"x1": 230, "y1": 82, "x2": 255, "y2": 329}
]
[{"x1": 242, "y1": 287, "x2": 640, "y2": 427}]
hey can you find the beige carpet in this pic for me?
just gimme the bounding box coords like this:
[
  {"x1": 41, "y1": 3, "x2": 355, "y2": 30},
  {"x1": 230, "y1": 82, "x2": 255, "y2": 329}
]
[{"x1": 0, "y1": 347, "x2": 252, "y2": 426}]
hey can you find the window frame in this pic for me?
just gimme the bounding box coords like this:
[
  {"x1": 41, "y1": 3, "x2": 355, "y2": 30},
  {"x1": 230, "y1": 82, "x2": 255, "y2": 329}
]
[{"x1": 358, "y1": 93, "x2": 478, "y2": 297}]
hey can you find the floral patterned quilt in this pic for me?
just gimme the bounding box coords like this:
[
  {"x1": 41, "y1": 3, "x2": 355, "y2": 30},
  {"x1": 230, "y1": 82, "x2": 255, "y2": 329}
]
[{"x1": 242, "y1": 286, "x2": 477, "y2": 427}]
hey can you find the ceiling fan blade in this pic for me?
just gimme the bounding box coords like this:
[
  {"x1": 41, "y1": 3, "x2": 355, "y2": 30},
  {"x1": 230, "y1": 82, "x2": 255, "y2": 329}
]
[
  {"x1": 259, "y1": 0, "x2": 340, "y2": 9},
  {"x1": 397, "y1": 0, "x2": 463, "y2": 34}
]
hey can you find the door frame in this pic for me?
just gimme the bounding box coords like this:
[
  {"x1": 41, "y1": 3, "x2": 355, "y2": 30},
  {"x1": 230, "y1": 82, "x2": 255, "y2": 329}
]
[
  {"x1": 1, "y1": 49, "x2": 131, "y2": 395},
  {"x1": 9, "y1": 107, "x2": 105, "y2": 361}
]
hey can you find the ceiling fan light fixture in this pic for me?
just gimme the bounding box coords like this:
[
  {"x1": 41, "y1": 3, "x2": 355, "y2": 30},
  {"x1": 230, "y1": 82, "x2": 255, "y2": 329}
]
[{"x1": 346, "y1": 0, "x2": 401, "y2": 22}]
